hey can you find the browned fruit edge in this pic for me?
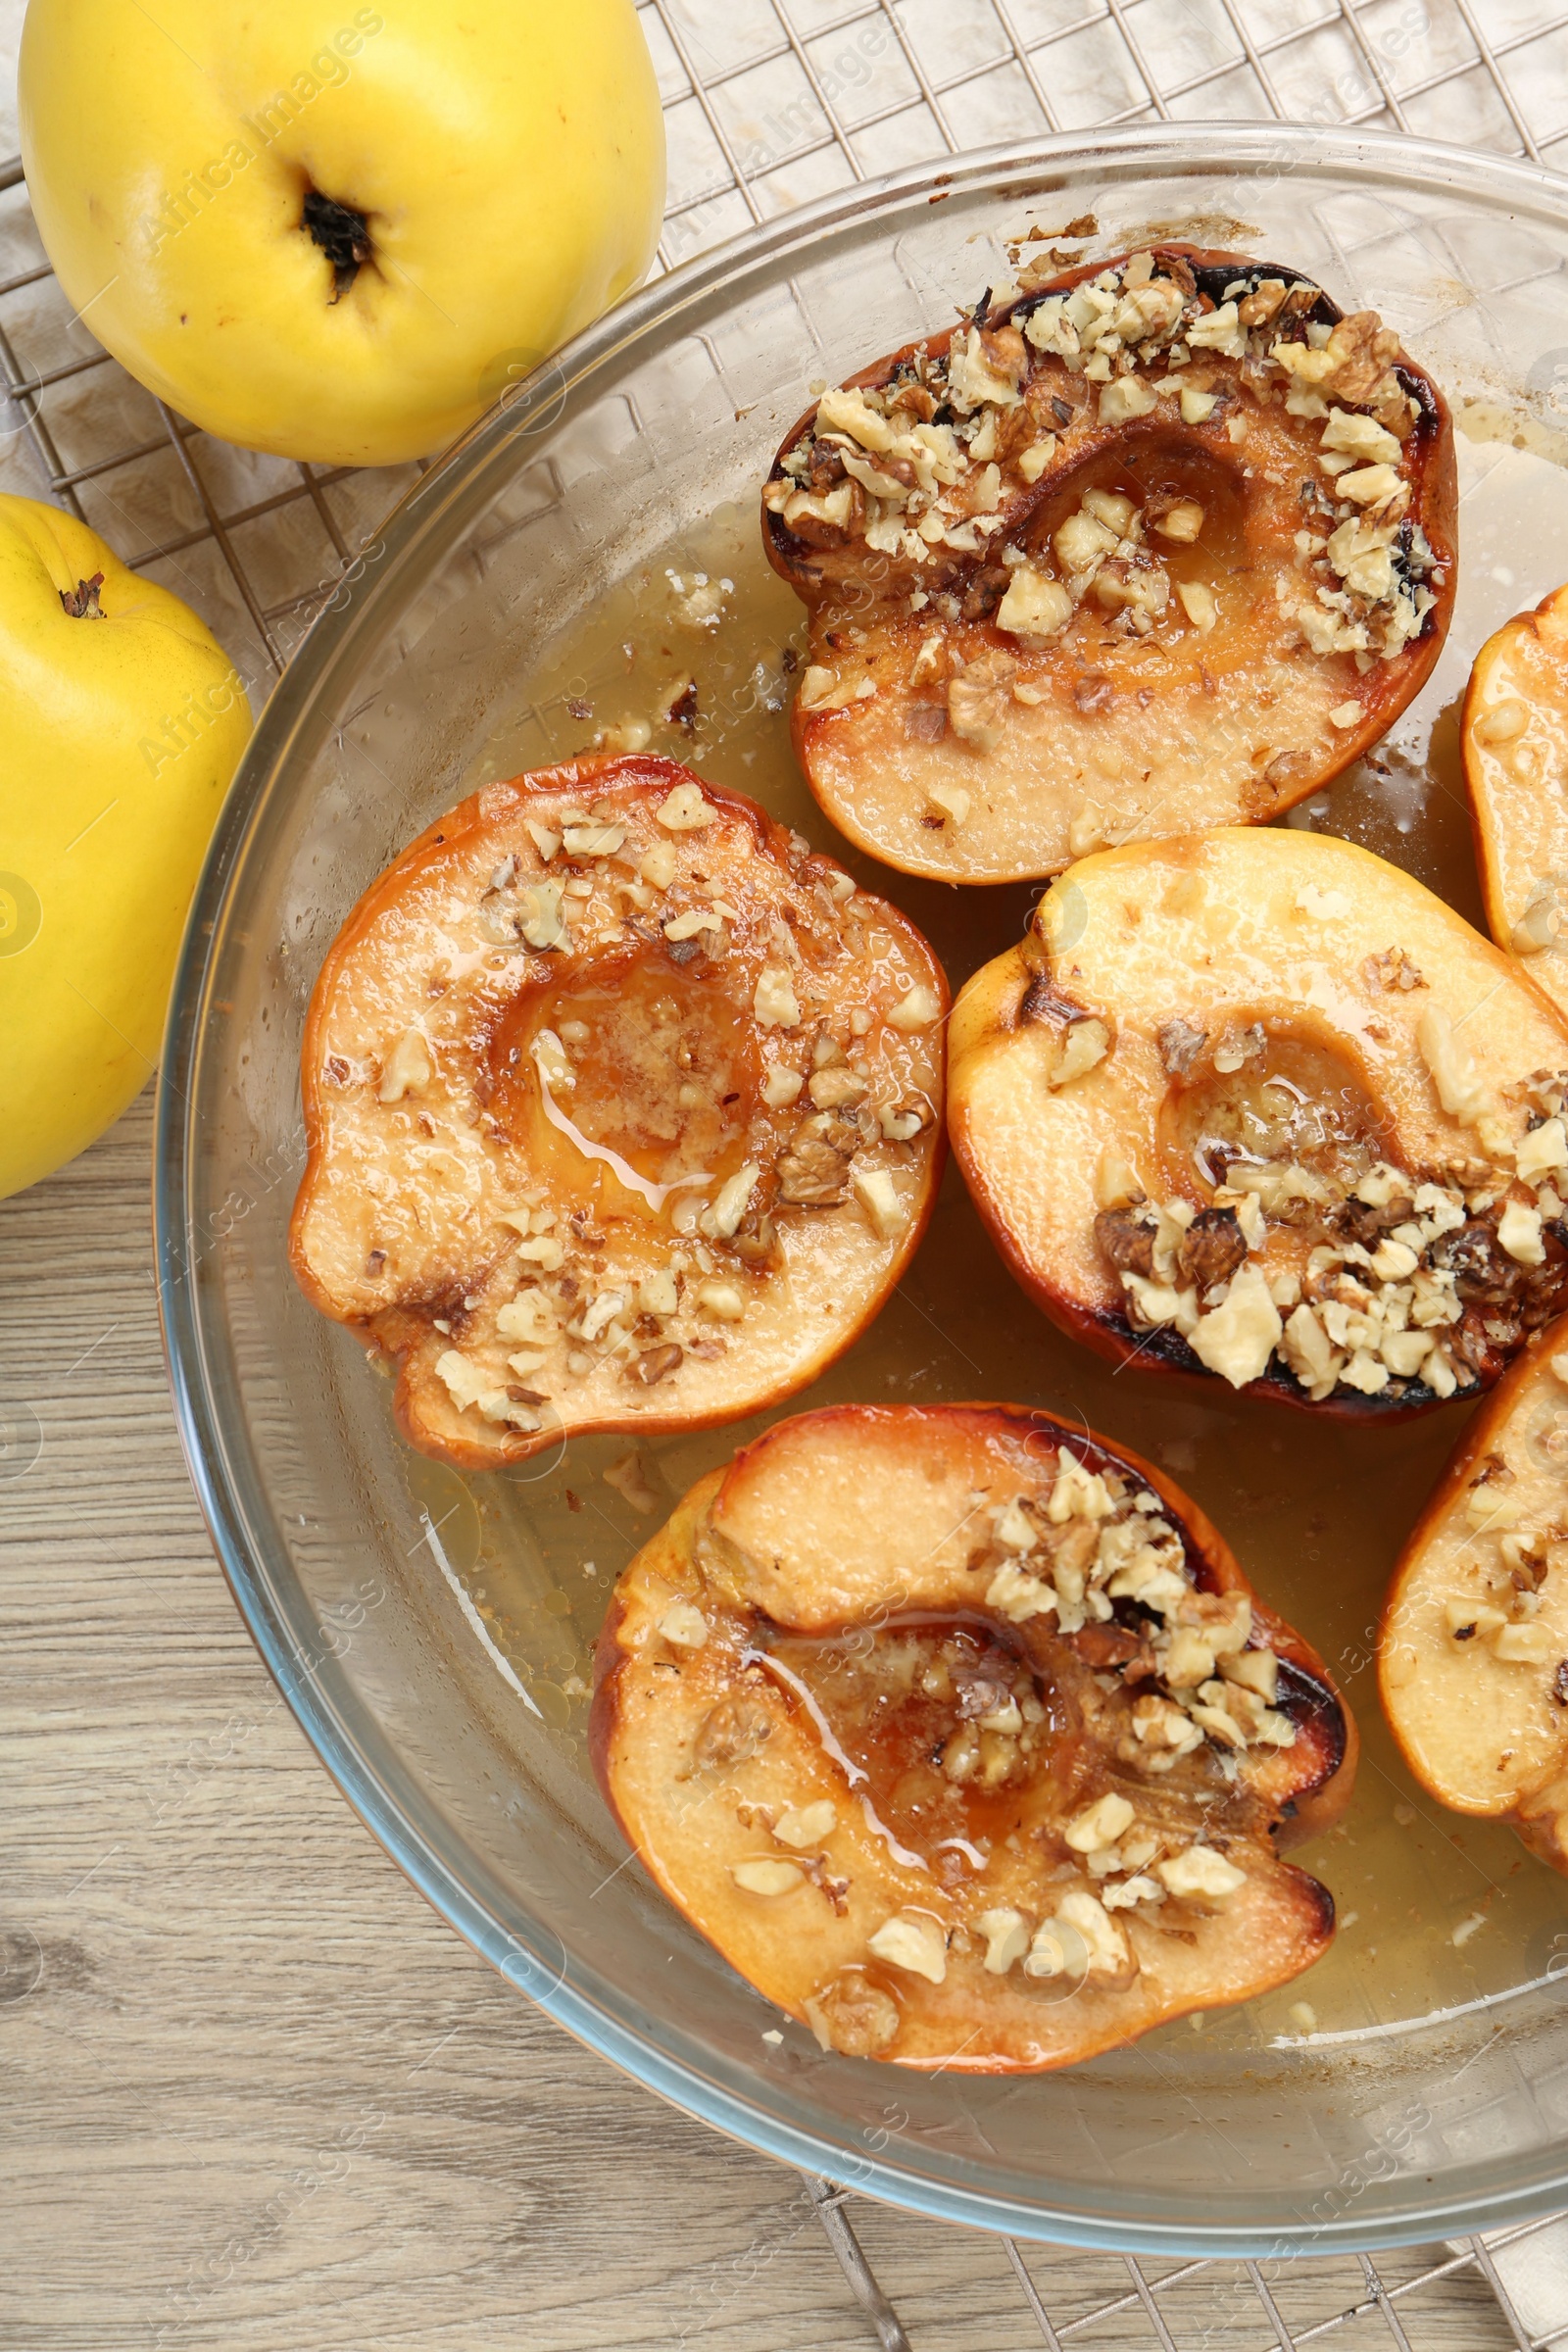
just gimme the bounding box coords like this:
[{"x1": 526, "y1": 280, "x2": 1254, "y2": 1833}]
[
  {"x1": 1378, "y1": 1312, "x2": 1568, "y2": 1842},
  {"x1": 764, "y1": 242, "x2": 1457, "y2": 825},
  {"x1": 590, "y1": 1402, "x2": 1356, "y2": 1859},
  {"x1": 1463, "y1": 582, "x2": 1568, "y2": 958},
  {"x1": 948, "y1": 911, "x2": 1568, "y2": 1424},
  {"x1": 289, "y1": 755, "x2": 950, "y2": 1466}
]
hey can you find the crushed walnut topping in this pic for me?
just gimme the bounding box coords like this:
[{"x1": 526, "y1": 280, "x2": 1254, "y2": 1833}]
[
  {"x1": 972, "y1": 1821, "x2": 1250, "y2": 1985},
  {"x1": 768, "y1": 250, "x2": 1443, "y2": 707},
  {"x1": 361, "y1": 783, "x2": 940, "y2": 1438},
  {"x1": 1442, "y1": 1456, "x2": 1568, "y2": 1668},
  {"x1": 977, "y1": 1447, "x2": 1296, "y2": 1778},
  {"x1": 765, "y1": 1518, "x2": 1281, "y2": 2010},
  {"x1": 1091, "y1": 1059, "x2": 1568, "y2": 1403},
  {"x1": 1365, "y1": 945, "x2": 1427, "y2": 993}
]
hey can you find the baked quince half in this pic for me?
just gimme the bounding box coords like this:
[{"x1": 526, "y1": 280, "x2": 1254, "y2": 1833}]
[
  {"x1": 592, "y1": 1403, "x2": 1354, "y2": 2071},
  {"x1": 1382, "y1": 1315, "x2": 1568, "y2": 1876},
  {"x1": 949, "y1": 827, "x2": 1568, "y2": 1414},
  {"x1": 763, "y1": 243, "x2": 1455, "y2": 883},
  {"x1": 290, "y1": 757, "x2": 947, "y2": 1468},
  {"x1": 1464, "y1": 583, "x2": 1568, "y2": 1016}
]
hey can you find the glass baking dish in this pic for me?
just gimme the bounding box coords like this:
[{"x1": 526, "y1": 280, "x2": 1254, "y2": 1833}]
[{"x1": 157, "y1": 124, "x2": 1568, "y2": 2254}]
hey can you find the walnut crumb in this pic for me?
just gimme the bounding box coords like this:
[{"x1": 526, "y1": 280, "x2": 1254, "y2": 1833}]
[{"x1": 1364, "y1": 946, "x2": 1426, "y2": 992}]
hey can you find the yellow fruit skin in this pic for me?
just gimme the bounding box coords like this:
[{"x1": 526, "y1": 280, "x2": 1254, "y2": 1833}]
[
  {"x1": 0, "y1": 496, "x2": 252, "y2": 1200},
  {"x1": 18, "y1": 0, "x2": 665, "y2": 469}
]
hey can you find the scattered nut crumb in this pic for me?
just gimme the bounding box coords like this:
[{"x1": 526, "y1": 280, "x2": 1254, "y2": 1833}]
[{"x1": 604, "y1": 1453, "x2": 659, "y2": 1513}]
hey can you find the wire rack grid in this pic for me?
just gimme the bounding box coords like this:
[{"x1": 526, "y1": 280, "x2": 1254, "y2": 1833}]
[
  {"x1": 2, "y1": 0, "x2": 1566, "y2": 699},
  {"x1": 808, "y1": 2179, "x2": 1568, "y2": 2348},
  {"x1": 5, "y1": 3, "x2": 1568, "y2": 2346}
]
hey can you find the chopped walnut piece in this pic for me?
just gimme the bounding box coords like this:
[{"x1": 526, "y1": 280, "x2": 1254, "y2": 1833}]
[
  {"x1": 1122, "y1": 1692, "x2": 1205, "y2": 1770},
  {"x1": 1063, "y1": 1791, "x2": 1136, "y2": 1852},
  {"x1": 1095, "y1": 1207, "x2": 1156, "y2": 1279},
  {"x1": 379, "y1": 1026, "x2": 433, "y2": 1103},
  {"x1": 975, "y1": 1907, "x2": 1031, "y2": 1975},
  {"x1": 1157, "y1": 1017, "x2": 1208, "y2": 1076},
  {"x1": 1273, "y1": 310, "x2": 1412, "y2": 433},
  {"x1": 625, "y1": 1343, "x2": 684, "y2": 1388},
  {"x1": 754, "y1": 964, "x2": 802, "y2": 1029},
  {"x1": 604, "y1": 1452, "x2": 659, "y2": 1513},
  {"x1": 867, "y1": 1911, "x2": 948, "y2": 1983},
  {"x1": 998, "y1": 568, "x2": 1073, "y2": 639},
  {"x1": 887, "y1": 983, "x2": 942, "y2": 1033},
  {"x1": 1364, "y1": 946, "x2": 1427, "y2": 993},
  {"x1": 1157, "y1": 1844, "x2": 1246, "y2": 1901},
  {"x1": 777, "y1": 1112, "x2": 858, "y2": 1204},
  {"x1": 730, "y1": 1857, "x2": 804, "y2": 1895},
  {"x1": 1149, "y1": 494, "x2": 1205, "y2": 543},
  {"x1": 659, "y1": 1600, "x2": 709, "y2": 1649},
  {"x1": 1048, "y1": 1016, "x2": 1110, "y2": 1090},
  {"x1": 657, "y1": 781, "x2": 716, "y2": 831},
  {"x1": 1176, "y1": 580, "x2": 1218, "y2": 633},
  {"x1": 853, "y1": 1166, "x2": 907, "y2": 1241},
  {"x1": 948, "y1": 650, "x2": 1019, "y2": 751},
  {"x1": 805, "y1": 1971, "x2": 900, "y2": 2056},
  {"x1": 1319, "y1": 313, "x2": 1411, "y2": 426},
  {"x1": 808, "y1": 1065, "x2": 870, "y2": 1111},
  {"x1": 1025, "y1": 1888, "x2": 1135, "y2": 1984},
  {"x1": 694, "y1": 1691, "x2": 774, "y2": 1770},
  {"x1": 774, "y1": 1800, "x2": 836, "y2": 1849},
  {"x1": 1417, "y1": 1004, "x2": 1496, "y2": 1129},
  {"x1": 1178, "y1": 1207, "x2": 1249, "y2": 1292},
  {"x1": 1238, "y1": 277, "x2": 1291, "y2": 328}
]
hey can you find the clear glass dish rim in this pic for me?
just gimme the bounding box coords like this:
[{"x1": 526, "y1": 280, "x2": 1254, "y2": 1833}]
[{"x1": 155, "y1": 121, "x2": 1568, "y2": 2256}]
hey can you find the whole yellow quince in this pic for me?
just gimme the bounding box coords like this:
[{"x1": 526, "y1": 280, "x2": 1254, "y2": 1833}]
[
  {"x1": 0, "y1": 497, "x2": 252, "y2": 1200},
  {"x1": 19, "y1": 0, "x2": 665, "y2": 468}
]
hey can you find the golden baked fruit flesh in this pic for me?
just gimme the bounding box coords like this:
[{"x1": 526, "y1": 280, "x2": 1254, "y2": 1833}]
[
  {"x1": 592, "y1": 1403, "x2": 1354, "y2": 2071},
  {"x1": 1381, "y1": 1314, "x2": 1568, "y2": 1876},
  {"x1": 763, "y1": 243, "x2": 1455, "y2": 884},
  {"x1": 1464, "y1": 583, "x2": 1568, "y2": 1014},
  {"x1": 290, "y1": 757, "x2": 947, "y2": 1468},
  {"x1": 948, "y1": 826, "x2": 1568, "y2": 1415}
]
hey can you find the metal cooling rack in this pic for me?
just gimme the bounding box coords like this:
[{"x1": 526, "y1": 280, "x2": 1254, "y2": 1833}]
[
  {"x1": 6, "y1": 1, "x2": 1568, "y2": 2342},
  {"x1": 808, "y1": 2180, "x2": 1568, "y2": 2347}
]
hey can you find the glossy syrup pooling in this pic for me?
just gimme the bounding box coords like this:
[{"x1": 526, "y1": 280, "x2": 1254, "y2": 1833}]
[
  {"x1": 430, "y1": 423, "x2": 1568, "y2": 2060},
  {"x1": 764, "y1": 1614, "x2": 1073, "y2": 1882},
  {"x1": 1156, "y1": 1029, "x2": 1390, "y2": 1201},
  {"x1": 493, "y1": 948, "x2": 760, "y2": 1205}
]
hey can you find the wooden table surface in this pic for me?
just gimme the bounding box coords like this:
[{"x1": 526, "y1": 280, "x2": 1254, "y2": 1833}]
[
  {"x1": 1, "y1": 1092, "x2": 931, "y2": 2352},
  {"x1": 0, "y1": 1, "x2": 1546, "y2": 2335},
  {"x1": 0, "y1": 1117, "x2": 1525, "y2": 2352}
]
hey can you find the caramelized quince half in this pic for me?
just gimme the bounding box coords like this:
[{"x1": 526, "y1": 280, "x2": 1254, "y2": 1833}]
[
  {"x1": 290, "y1": 757, "x2": 947, "y2": 1468},
  {"x1": 591, "y1": 1403, "x2": 1354, "y2": 2071},
  {"x1": 949, "y1": 827, "x2": 1568, "y2": 1414},
  {"x1": 1464, "y1": 583, "x2": 1568, "y2": 1013},
  {"x1": 763, "y1": 243, "x2": 1455, "y2": 883},
  {"x1": 1382, "y1": 1314, "x2": 1568, "y2": 1875}
]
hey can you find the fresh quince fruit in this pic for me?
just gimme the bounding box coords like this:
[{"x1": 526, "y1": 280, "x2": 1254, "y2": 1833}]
[
  {"x1": 0, "y1": 495, "x2": 251, "y2": 1200},
  {"x1": 1464, "y1": 583, "x2": 1568, "y2": 1013},
  {"x1": 763, "y1": 245, "x2": 1454, "y2": 883},
  {"x1": 19, "y1": 0, "x2": 664, "y2": 468},
  {"x1": 593, "y1": 1403, "x2": 1354, "y2": 2070},
  {"x1": 290, "y1": 758, "x2": 947, "y2": 1467},
  {"x1": 948, "y1": 827, "x2": 1568, "y2": 1415},
  {"x1": 1381, "y1": 1315, "x2": 1568, "y2": 1876}
]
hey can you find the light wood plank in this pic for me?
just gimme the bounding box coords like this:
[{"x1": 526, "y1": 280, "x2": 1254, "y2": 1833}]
[{"x1": 0, "y1": 1095, "x2": 1521, "y2": 2352}]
